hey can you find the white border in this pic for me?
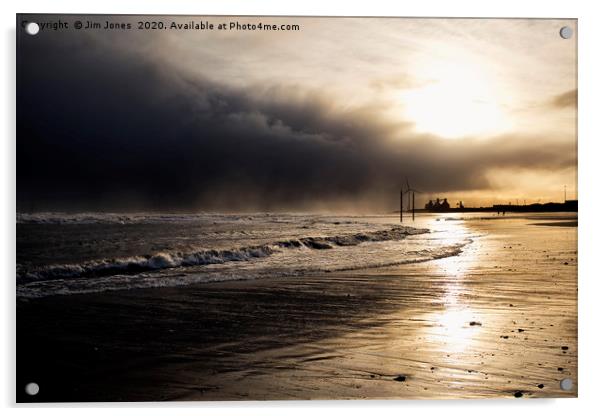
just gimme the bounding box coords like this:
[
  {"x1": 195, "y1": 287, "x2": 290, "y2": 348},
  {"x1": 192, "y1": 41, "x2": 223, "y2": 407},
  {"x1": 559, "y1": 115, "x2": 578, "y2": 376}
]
[{"x1": 2, "y1": 1, "x2": 601, "y2": 415}]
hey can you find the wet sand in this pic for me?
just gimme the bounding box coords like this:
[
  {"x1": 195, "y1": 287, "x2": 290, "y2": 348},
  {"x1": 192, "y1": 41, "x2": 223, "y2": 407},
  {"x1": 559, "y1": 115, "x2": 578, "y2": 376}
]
[{"x1": 17, "y1": 216, "x2": 577, "y2": 402}]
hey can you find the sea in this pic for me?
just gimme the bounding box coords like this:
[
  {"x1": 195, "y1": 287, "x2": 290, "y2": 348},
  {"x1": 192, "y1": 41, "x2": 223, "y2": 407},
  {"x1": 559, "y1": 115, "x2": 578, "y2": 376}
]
[{"x1": 16, "y1": 212, "x2": 474, "y2": 298}]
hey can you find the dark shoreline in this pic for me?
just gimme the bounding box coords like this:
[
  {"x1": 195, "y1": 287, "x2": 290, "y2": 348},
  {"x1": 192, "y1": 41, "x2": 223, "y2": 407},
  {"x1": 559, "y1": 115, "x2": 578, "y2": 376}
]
[
  {"x1": 395, "y1": 208, "x2": 578, "y2": 214},
  {"x1": 531, "y1": 221, "x2": 578, "y2": 227}
]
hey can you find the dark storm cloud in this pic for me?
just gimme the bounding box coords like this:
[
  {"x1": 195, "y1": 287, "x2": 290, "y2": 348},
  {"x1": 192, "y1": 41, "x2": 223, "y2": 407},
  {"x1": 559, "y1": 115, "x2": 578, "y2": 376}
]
[
  {"x1": 17, "y1": 28, "x2": 576, "y2": 212},
  {"x1": 550, "y1": 89, "x2": 577, "y2": 109}
]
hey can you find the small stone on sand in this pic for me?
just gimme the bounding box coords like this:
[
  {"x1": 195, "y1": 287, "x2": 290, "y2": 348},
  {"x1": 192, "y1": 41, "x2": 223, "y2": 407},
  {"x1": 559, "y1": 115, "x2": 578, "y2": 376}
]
[
  {"x1": 469, "y1": 321, "x2": 482, "y2": 326},
  {"x1": 514, "y1": 391, "x2": 523, "y2": 398},
  {"x1": 393, "y1": 375, "x2": 406, "y2": 382},
  {"x1": 537, "y1": 384, "x2": 544, "y2": 389}
]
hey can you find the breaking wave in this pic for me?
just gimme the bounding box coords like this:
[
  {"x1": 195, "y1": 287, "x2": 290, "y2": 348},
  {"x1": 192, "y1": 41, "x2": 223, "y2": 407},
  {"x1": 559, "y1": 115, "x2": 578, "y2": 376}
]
[{"x1": 17, "y1": 226, "x2": 428, "y2": 283}]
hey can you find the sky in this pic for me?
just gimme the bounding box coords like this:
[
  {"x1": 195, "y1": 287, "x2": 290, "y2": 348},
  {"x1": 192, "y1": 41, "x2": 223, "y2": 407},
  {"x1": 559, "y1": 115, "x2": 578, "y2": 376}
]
[{"x1": 17, "y1": 16, "x2": 577, "y2": 212}]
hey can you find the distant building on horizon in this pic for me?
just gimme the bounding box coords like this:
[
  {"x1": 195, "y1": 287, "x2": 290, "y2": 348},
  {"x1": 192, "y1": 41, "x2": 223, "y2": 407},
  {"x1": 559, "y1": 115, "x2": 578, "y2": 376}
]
[{"x1": 425, "y1": 198, "x2": 451, "y2": 211}]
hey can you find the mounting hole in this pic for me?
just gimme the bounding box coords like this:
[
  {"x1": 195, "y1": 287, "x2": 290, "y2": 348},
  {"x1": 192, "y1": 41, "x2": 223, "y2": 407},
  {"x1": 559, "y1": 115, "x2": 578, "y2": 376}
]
[
  {"x1": 25, "y1": 22, "x2": 40, "y2": 36},
  {"x1": 560, "y1": 378, "x2": 573, "y2": 391},
  {"x1": 24, "y1": 382, "x2": 39, "y2": 396},
  {"x1": 559, "y1": 26, "x2": 573, "y2": 39}
]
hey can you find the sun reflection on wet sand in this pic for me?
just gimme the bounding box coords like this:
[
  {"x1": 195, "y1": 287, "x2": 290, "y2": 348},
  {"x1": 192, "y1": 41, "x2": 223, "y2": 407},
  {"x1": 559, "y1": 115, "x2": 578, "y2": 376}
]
[
  {"x1": 208, "y1": 213, "x2": 577, "y2": 400},
  {"x1": 425, "y1": 219, "x2": 483, "y2": 353},
  {"x1": 429, "y1": 308, "x2": 482, "y2": 353}
]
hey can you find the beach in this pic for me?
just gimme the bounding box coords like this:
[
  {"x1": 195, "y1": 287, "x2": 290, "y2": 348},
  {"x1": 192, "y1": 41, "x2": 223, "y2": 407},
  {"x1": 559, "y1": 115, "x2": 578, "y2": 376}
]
[{"x1": 16, "y1": 213, "x2": 577, "y2": 402}]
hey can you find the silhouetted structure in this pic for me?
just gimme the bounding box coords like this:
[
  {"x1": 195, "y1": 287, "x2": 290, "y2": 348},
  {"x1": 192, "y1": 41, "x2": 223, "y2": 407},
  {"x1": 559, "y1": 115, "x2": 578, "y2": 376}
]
[
  {"x1": 441, "y1": 198, "x2": 450, "y2": 210},
  {"x1": 424, "y1": 197, "x2": 451, "y2": 212}
]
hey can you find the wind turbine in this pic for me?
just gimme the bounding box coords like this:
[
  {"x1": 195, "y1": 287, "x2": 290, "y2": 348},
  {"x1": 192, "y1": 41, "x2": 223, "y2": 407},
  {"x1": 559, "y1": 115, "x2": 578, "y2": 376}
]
[
  {"x1": 399, "y1": 186, "x2": 404, "y2": 223},
  {"x1": 403, "y1": 177, "x2": 422, "y2": 221}
]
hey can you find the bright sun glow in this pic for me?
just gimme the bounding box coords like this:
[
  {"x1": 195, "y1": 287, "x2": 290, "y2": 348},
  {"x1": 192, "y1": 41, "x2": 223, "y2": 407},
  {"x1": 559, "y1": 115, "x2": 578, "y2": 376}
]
[{"x1": 396, "y1": 58, "x2": 512, "y2": 139}]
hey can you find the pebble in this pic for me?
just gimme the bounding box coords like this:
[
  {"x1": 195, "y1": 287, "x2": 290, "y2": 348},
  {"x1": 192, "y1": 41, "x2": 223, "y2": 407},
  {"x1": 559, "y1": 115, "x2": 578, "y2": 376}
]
[{"x1": 394, "y1": 375, "x2": 406, "y2": 382}]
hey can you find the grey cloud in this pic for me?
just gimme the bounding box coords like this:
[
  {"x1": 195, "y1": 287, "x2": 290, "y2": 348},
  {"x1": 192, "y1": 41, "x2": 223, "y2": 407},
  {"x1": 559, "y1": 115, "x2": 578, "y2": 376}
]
[{"x1": 17, "y1": 26, "x2": 575, "y2": 212}]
